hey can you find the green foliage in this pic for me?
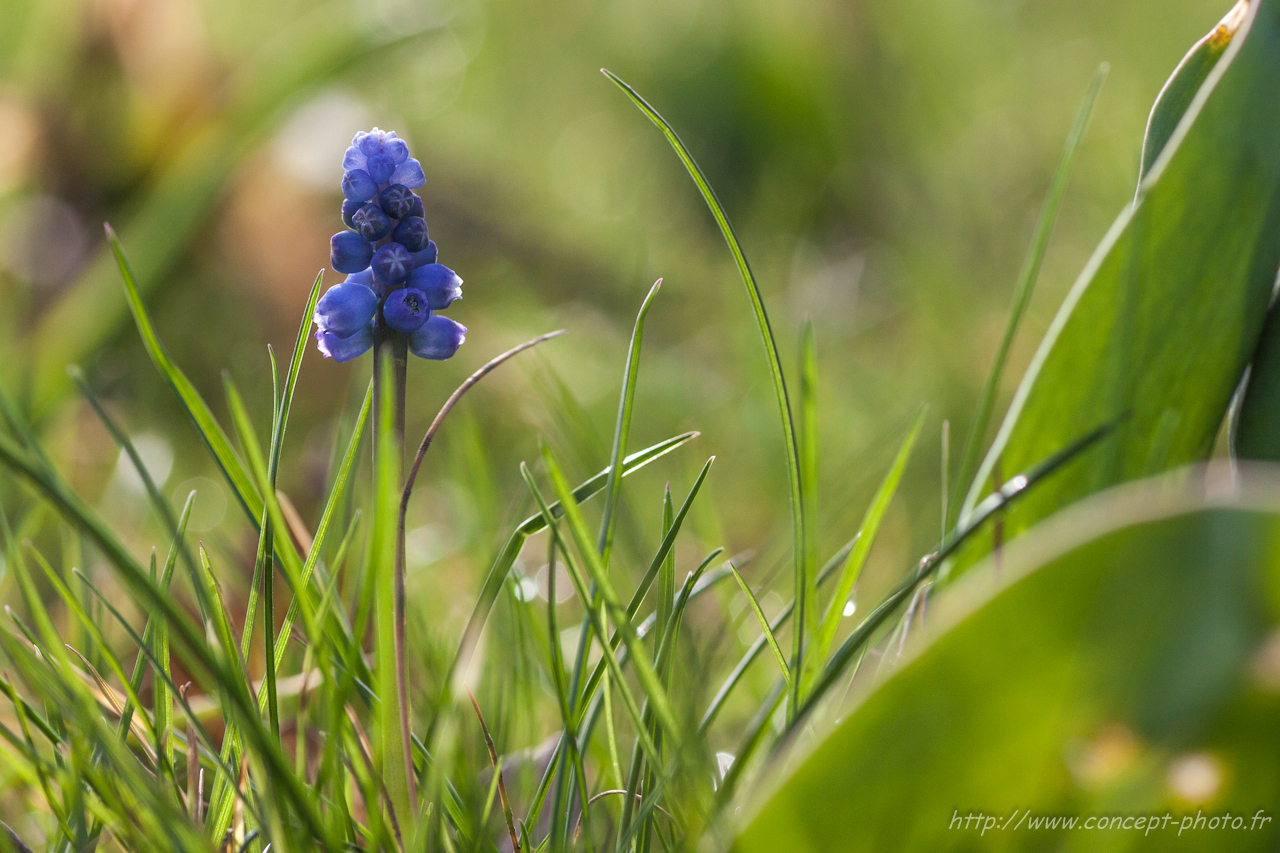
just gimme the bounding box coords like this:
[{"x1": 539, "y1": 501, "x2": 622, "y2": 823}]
[
  {"x1": 958, "y1": 0, "x2": 1280, "y2": 561},
  {"x1": 734, "y1": 474, "x2": 1280, "y2": 853},
  {"x1": 2, "y1": 1, "x2": 1280, "y2": 851}
]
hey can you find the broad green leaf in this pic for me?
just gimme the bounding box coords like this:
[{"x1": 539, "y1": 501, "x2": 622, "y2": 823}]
[
  {"x1": 734, "y1": 468, "x2": 1280, "y2": 853},
  {"x1": 958, "y1": 0, "x2": 1280, "y2": 559},
  {"x1": 1139, "y1": 1, "x2": 1248, "y2": 181}
]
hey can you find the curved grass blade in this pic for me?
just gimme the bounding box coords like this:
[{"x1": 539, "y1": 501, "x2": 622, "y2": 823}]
[
  {"x1": 598, "y1": 278, "x2": 662, "y2": 567},
  {"x1": 0, "y1": 429, "x2": 333, "y2": 845},
  {"x1": 951, "y1": 65, "x2": 1106, "y2": 524},
  {"x1": 699, "y1": 536, "x2": 855, "y2": 733},
  {"x1": 520, "y1": 462, "x2": 665, "y2": 771},
  {"x1": 797, "y1": 420, "x2": 1116, "y2": 728},
  {"x1": 273, "y1": 380, "x2": 372, "y2": 670},
  {"x1": 802, "y1": 409, "x2": 924, "y2": 695},
  {"x1": 728, "y1": 563, "x2": 790, "y2": 688},
  {"x1": 576, "y1": 457, "x2": 714, "y2": 715},
  {"x1": 107, "y1": 227, "x2": 262, "y2": 525},
  {"x1": 539, "y1": 444, "x2": 681, "y2": 746},
  {"x1": 604, "y1": 69, "x2": 807, "y2": 720},
  {"x1": 447, "y1": 431, "x2": 698, "y2": 688}
]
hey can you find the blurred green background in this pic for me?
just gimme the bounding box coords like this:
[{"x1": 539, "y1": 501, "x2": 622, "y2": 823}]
[{"x1": 0, "y1": 0, "x2": 1238, "y2": 767}]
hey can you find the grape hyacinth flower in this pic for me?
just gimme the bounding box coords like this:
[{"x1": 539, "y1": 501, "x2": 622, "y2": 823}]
[{"x1": 317, "y1": 128, "x2": 466, "y2": 362}]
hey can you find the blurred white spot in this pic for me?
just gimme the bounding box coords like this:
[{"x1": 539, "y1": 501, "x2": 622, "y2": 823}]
[
  {"x1": 1168, "y1": 753, "x2": 1223, "y2": 804},
  {"x1": 1, "y1": 195, "x2": 90, "y2": 288},
  {"x1": 842, "y1": 599, "x2": 856, "y2": 617},
  {"x1": 715, "y1": 751, "x2": 735, "y2": 781},
  {"x1": 560, "y1": 624, "x2": 600, "y2": 666},
  {"x1": 172, "y1": 477, "x2": 227, "y2": 532},
  {"x1": 1006, "y1": 475, "x2": 1028, "y2": 492},
  {"x1": 514, "y1": 576, "x2": 539, "y2": 602},
  {"x1": 1066, "y1": 725, "x2": 1139, "y2": 788},
  {"x1": 374, "y1": 0, "x2": 444, "y2": 36},
  {"x1": 273, "y1": 92, "x2": 374, "y2": 190},
  {"x1": 113, "y1": 433, "x2": 174, "y2": 496},
  {"x1": 535, "y1": 561, "x2": 576, "y2": 603},
  {"x1": 406, "y1": 524, "x2": 453, "y2": 568}
]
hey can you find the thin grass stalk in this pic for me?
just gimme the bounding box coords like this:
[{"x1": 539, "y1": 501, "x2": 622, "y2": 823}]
[
  {"x1": 952, "y1": 65, "x2": 1107, "y2": 525},
  {"x1": 604, "y1": 70, "x2": 808, "y2": 723}
]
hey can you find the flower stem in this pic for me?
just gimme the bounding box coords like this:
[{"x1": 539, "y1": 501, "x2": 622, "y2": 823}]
[{"x1": 373, "y1": 319, "x2": 414, "y2": 820}]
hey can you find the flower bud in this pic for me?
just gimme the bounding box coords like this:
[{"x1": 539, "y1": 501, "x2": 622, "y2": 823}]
[
  {"x1": 409, "y1": 315, "x2": 466, "y2": 360},
  {"x1": 331, "y1": 231, "x2": 374, "y2": 274},
  {"x1": 409, "y1": 194, "x2": 425, "y2": 218},
  {"x1": 315, "y1": 322, "x2": 374, "y2": 362},
  {"x1": 379, "y1": 184, "x2": 415, "y2": 220},
  {"x1": 390, "y1": 159, "x2": 426, "y2": 189},
  {"x1": 407, "y1": 263, "x2": 462, "y2": 310},
  {"x1": 365, "y1": 153, "x2": 395, "y2": 184},
  {"x1": 384, "y1": 287, "x2": 431, "y2": 333},
  {"x1": 372, "y1": 242, "x2": 413, "y2": 285},
  {"x1": 392, "y1": 216, "x2": 430, "y2": 252},
  {"x1": 341, "y1": 169, "x2": 377, "y2": 202},
  {"x1": 351, "y1": 204, "x2": 392, "y2": 241},
  {"x1": 384, "y1": 138, "x2": 409, "y2": 164},
  {"x1": 315, "y1": 282, "x2": 378, "y2": 338},
  {"x1": 411, "y1": 240, "x2": 438, "y2": 268},
  {"x1": 342, "y1": 198, "x2": 364, "y2": 228}
]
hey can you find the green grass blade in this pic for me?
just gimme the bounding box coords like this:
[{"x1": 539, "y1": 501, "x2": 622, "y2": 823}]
[
  {"x1": 797, "y1": 421, "x2": 1116, "y2": 727},
  {"x1": 798, "y1": 322, "x2": 819, "y2": 667},
  {"x1": 950, "y1": 66, "x2": 1106, "y2": 525},
  {"x1": 657, "y1": 486, "x2": 675, "y2": 657},
  {"x1": 447, "y1": 431, "x2": 698, "y2": 687},
  {"x1": 106, "y1": 226, "x2": 262, "y2": 525},
  {"x1": 597, "y1": 278, "x2": 662, "y2": 568},
  {"x1": 698, "y1": 536, "x2": 855, "y2": 734},
  {"x1": 1139, "y1": 4, "x2": 1246, "y2": 181},
  {"x1": 957, "y1": 2, "x2": 1280, "y2": 554},
  {"x1": 604, "y1": 69, "x2": 808, "y2": 720},
  {"x1": 728, "y1": 563, "x2": 790, "y2": 688},
  {"x1": 575, "y1": 457, "x2": 714, "y2": 719},
  {"x1": 538, "y1": 444, "x2": 682, "y2": 746},
  {"x1": 273, "y1": 380, "x2": 373, "y2": 671},
  {"x1": 802, "y1": 409, "x2": 924, "y2": 695},
  {"x1": 520, "y1": 462, "x2": 665, "y2": 772}
]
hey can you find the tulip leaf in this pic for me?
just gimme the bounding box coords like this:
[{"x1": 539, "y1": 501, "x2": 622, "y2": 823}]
[
  {"x1": 733, "y1": 471, "x2": 1280, "y2": 853},
  {"x1": 958, "y1": 0, "x2": 1280, "y2": 564}
]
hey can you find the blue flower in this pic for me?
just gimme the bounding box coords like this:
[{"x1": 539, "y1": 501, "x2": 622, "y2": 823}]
[
  {"x1": 384, "y1": 287, "x2": 431, "y2": 333},
  {"x1": 409, "y1": 315, "x2": 467, "y2": 360},
  {"x1": 318, "y1": 127, "x2": 464, "y2": 363},
  {"x1": 314, "y1": 282, "x2": 377, "y2": 338},
  {"x1": 316, "y1": 321, "x2": 375, "y2": 363},
  {"x1": 407, "y1": 263, "x2": 462, "y2": 310},
  {"x1": 351, "y1": 204, "x2": 392, "y2": 241},
  {"x1": 342, "y1": 130, "x2": 424, "y2": 189},
  {"x1": 373, "y1": 243, "x2": 413, "y2": 285},
  {"x1": 331, "y1": 231, "x2": 373, "y2": 274},
  {"x1": 392, "y1": 216, "x2": 430, "y2": 252}
]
